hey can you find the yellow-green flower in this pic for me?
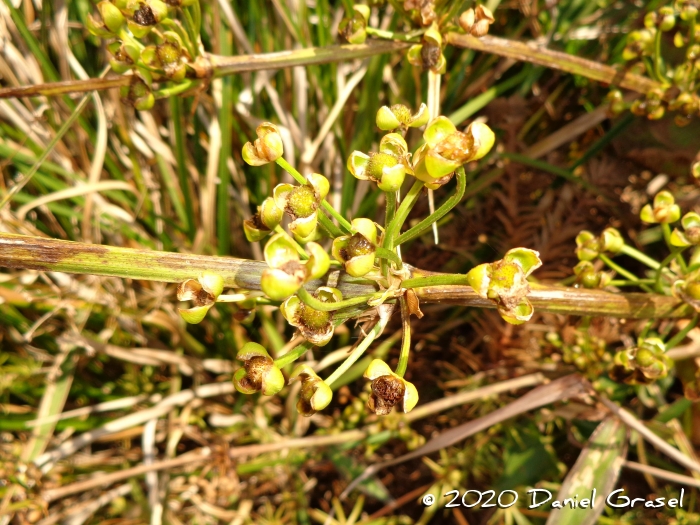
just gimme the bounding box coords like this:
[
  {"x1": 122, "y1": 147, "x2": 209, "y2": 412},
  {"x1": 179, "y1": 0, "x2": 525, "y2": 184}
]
[
  {"x1": 338, "y1": 5, "x2": 370, "y2": 44},
  {"x1": 233, "y1": 342, "x2": 285, "y2": 396},
  {"x1": 289, "y1": 364, "x2": 333, "y2": 416},
  {"x1": 260, "y1": 235, "x2": 329, "y2": 301},
  {"x1": 573, "y1": 261, "x2": 612, "y2": 289},
  {"x1": 348, "y1": 134, "x2": 412, "y2": 192},
  {"x1": 466, "y1": 248, "x2": 542, "y2": 325},
  {"x1": 640, "y1": 191, "x2": 681, "y2": 224},
  {"x1": 273, "y1": 174, "x2": 329, "y2": 240},
  {"x1": 363, "y1": 359, "x2": 419, "y2": 415},
  {"x1": 281, "y1": 287, "x2": 341, "y2": 346},
  {"x1": 243, "y1": 197, "x2": 284, "y2": 242},
  {"x1": 176, "y1": 272, "x2": 224, "y2": 324},
  {"x1": 412, "y1": 117, "x2": 495, "y2": 188},
  {"x1": 671, "y1": 212, "x2": 700, "y2": 247},
  {"x1": 242, "y1": 122, "x2": 284, "y2": 166},
  {"x1": 376, "y1": 103, "x2": 429, "y2": 131},
  {"x1": 332, "y1": 218, "x2": 377, "y2": 277},
  {"x1": 609, "y1": 338, "x2": 672, "y2": 385}
]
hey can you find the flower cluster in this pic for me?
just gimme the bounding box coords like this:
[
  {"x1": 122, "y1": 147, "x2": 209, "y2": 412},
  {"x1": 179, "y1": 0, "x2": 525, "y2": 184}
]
[
  {"x1": 87, "y1": 0, "x2": 199, "y2": 110},
  {"x1": 609, "y1": 338, "x2": 673, "y2": 385}
]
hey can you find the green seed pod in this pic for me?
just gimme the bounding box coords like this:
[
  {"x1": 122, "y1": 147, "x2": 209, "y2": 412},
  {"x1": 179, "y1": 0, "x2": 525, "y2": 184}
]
[
  {"x1": 233, "y1": 343, "x2": 285, "y2": 396},
  {"x1": 98, "y1": 1, "x2": 126, "y2": 33}
]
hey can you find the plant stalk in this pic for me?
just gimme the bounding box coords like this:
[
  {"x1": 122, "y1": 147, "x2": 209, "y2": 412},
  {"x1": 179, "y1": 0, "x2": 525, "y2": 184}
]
[{"x1": 0, "y1": 233, "x2": 695, "y2": 319}]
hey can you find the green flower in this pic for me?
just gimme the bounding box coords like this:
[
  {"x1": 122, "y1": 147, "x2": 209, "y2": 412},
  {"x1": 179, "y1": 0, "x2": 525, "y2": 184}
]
[
  {"x1": 573, "y1": 261, "x2": 612, "y2": 289},
  {"x1": 363, "y1": 359, "x2": 419, "y2": 415},
  {"x1": 348, "y1": 134, "x2": 412, "y2": 192},
  {"x1": 176, "y1": 272, "x2": 224, "y2": 324},
  {"x1": 273, "y1": 174, "x2": 329, "y2": 240},
  {"x1": 120, "y1": 76, "x2": 155, "y2": 111},
  {"x1": 233, "y1": 342, "x2": 285, "y2": 396},
  {"x1": 242, "y1": 122, "x2": 284, "y2": 166},
  {"x1": 575, "y1": 231, "x2": 601, "y2": 261},
  {"x1": 289, "y1": 364, "x2": 333, "y2": 417},
  {"x1": 640, "y1": 191, "x2": 681, "y2": 224},
  {"x1": 281, "y1": 287, "x2": 341, "y2": 346},
  {"x1": 622, "y1": 29, "x2": 655, "y2": 61},
  {"x1": 243, "y1": 197, "x2": 284, "y2": 242},
  {"x1": 332, "y1": 218, "x2": 377, "y2": 277},
  {"x1": 466, "y1": 248, "x2": 542, "y2": 325},
  {"x1": 376, "y1": 103, "x2": 429, "y2": 131},
  {"x1": 338, "y1": 5, "x2": 369, "y2": 44},
  {"x1": 260, "y1": 235, "x2": 329, "y2": 301},
  {"x1": 412, "y1": 117, "x2": 495, "y2": 188},
  {"x1": 670, "y1": 212, "x2": 700, "y2": 247},
  {"x1": 141, "y1": 32, "x2": 188, "y2": 81},
  {"x1": 609, "y1": 338, "x2": 672, "y2": 385},
  {"x1": 672, "y1": 267, "x2": 700, "y2": 311}
]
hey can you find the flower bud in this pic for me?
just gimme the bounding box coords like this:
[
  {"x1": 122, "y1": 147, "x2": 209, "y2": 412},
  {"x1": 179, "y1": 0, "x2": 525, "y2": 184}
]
[
  {"x1": 363, "y1": 359, "x2": 419, "y2": 415},
  {"x1": 242, "y1": 123, "x2": 284, "y2": 166},
  {"x1": 599, "y1": 227, "x2": 624, "y2": 254},
  {"x1": 98, "y1": 1, "x2": 126, "y2": 33},
  {"x1": 177, "y1": 272, "x2": 224, "y2": 324},
  {"x1": 466, "y1": 248, "x2": 542, "y2": 325},
  {"x1": 332, "y1": 218, "x2": 377, "y2": 277},
  {"x1": 640, "y1": 190, "x2": 681, "y2": 224},
  {"x1": 575, "y1": 230, "x2": 601, "y2": 261},
  {"x1": 233, "y1": 342, "x2": 285, "y2": 396},
  {"x1": 289, "y1": 364, "x2": 333, "y2": 416}
]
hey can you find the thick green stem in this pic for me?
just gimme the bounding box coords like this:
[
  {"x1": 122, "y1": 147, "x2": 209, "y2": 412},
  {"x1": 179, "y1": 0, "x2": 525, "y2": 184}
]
[
  {"x1": 403, "y1": 274, "x2": 471, "y2": 288},
  {"x1": 383, "y1": 180, "x2": 425, "y2": 251},
  {"x1": 396, "y1": 168, "x2": 466, "y2": 246},
  {"x1": 0, "y1": 233, "x2": 695, "y2": 319},
  {"x1": 324, "y1": 316, "x2": 388, "y2": 386}
]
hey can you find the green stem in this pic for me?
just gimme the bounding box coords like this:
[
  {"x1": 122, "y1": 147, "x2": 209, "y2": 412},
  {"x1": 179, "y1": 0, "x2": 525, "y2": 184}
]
[
  {"x1": 274, "y1": 341, "x2": 314, "y2": 368},
  {"x1": 655, "y1": 247, "x2": 687, "y2": 292},
  {"x1": 383, "y1": 180, "x2": 425, "y2": 251},
  {"x1": 395, "y1": 296, "x2": 411, "y2": 377},
  {"x1": 275, "y1": 157, "x2": 352, "y2": 235},
  {"x1": 274, "y1": 226, "x2": 309, "y2": 259},
  {"x1": 666, "y1": 315, "x2": 699, "y2": 350},
  {"x1": 661, "y1": 223, "x2": 688, "y2": 273},
  {"x1": 382, "y1": 191, "x2": 397, "y2": 277},
  {"x1": 619, "y1": 244, "x2": 661, "y2": 270},
  {"x1": 154, "y1": 79, "x2": 199, "y2": 98},
  {"x1": 396, "y1": 168, "x2": 466, "y2": 246},
  {"x1": 599, "y1": 254, "x2": 655, "y2": 293},
  {"x1": 296, "y1": 287, "x2": 379, "y2": 312},
  {"x1": 169, "y1": 97, "x2": 195, "y2": 240},
  {"x1": 402, "y1": 274, "x2": 471, "y2": 288},
  {"x1": 610, "y1": 279, "x2": 656, "y2": 287},
  {"x1": 325, "y1": 317, "x2": 388, "y2": 386},
  {"x1": 375, "y1": 247, "x2": 402, "y2": 269}
]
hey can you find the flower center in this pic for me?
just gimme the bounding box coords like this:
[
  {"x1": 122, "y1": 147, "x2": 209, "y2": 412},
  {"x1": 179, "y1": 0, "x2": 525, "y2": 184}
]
[
  {"x1": 287, "y1": 185, "x2": 318, "y2": 219},
  {"x1": 390, "y1": 104, "x2": 412, "y2": 125},
  {"x1": 298, "y1": 302, "x2": 331, "y2": 331},
  {"x1": 367, "y1": 152, "x2": 398, "y2": 181},
  {"x1": 341, "y1": 233, "x2": 374, "y2": 261},
  {"x1": 241, "y1": 356, "x2": 270, "y2": 390}
]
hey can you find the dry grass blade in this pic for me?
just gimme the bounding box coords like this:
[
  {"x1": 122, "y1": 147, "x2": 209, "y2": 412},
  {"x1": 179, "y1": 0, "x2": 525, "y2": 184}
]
[{"x1": 545, "y1": 417, "x2": 628, "y2": 525}]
